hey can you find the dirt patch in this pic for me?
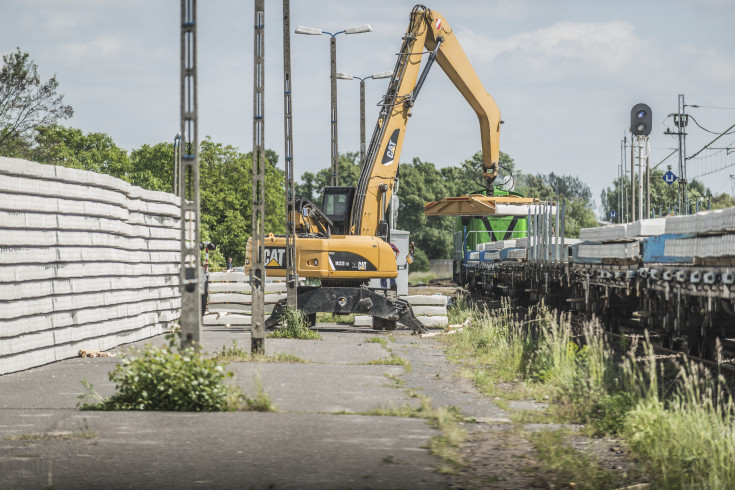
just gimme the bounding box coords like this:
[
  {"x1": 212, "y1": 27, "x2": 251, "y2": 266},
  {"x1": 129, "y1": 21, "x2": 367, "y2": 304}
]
[{"x1": 453, "y1": 425, "x2": 549, "y2": 489}]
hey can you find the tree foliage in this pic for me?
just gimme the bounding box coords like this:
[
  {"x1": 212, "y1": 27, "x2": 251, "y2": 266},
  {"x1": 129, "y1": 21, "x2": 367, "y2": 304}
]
[
  {"x1": 600, "y1": 169, "x2": 714, "y2": 220},
  {"x1": 0, "y1": 49, "x2": 73, "y2": 150},
  {"x1": 294, "y1": 152, "x2": 361, "y2": 203},
  {"x1": 516, "y1": 172, "x2": 598, "y2": 237}
]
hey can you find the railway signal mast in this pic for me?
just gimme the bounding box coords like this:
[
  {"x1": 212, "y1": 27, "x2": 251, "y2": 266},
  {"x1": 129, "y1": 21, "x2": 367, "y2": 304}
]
[{"x1": 630, "y1": 103, "x2": 652, "y2": 220}]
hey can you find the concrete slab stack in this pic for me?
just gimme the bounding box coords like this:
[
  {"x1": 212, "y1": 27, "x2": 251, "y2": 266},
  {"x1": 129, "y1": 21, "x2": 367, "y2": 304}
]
[
  {"x1": 0, "y1": 157, "x2": 181, "y2": 374},
  {"x1": 202, "y1": 271, "x2": 286, "y2": 326},
  {"x1": 353, "y1": 294, "x2": 449, "y2": 329}
]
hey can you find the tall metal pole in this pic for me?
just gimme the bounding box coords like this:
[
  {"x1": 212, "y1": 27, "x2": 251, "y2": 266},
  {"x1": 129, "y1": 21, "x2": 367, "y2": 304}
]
[
  {"x1": 630, "y1": 134, "x2": 636, "y2": 221},
  {"x1": 637, "y1": 137, "x2": 643, "y2": 221},
  {"x1": 560, "y1": 199, "x2": 566, "y2": 262},
  {"x1": 619, "y1": 136, "x2": 625, "y2": 222},
  {"x1": 555, "y1": 199, "x2": 560, "y2": 262},
  {"x1": 173, "y1": 132, "x2": 181, "y2": 196},
  {"x1": 645, "y1": 136, "x2": 650, "y2": 218},
  {"x1": 179, "y1": 0, "x2": 201, "y2": 349},
  {"x1": 678, "y1": 94, "x2": 688, "y2": 213},
  {"x1": 283, "y1": 0, "x2": 297, "y2": 309},
  {"x1": 617, "y1": 145, "x2": 623, "y2": 223},
  {"x1": 251, "y1": 0, "x2": 266, "y2": 354},
  {"x1": 623, "y1": 136, "x2": 627, "y2": 222},
  {"x1": 330, "y1": 36, "x2": 338, "y2": 186},
  {"x1": 359, "y1": 78, "x2": 366, "y2": 169}
]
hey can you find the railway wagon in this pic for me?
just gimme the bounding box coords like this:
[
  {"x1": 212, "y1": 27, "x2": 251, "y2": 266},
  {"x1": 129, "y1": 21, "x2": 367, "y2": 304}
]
[{"x1": 454, "y1": 205, "x2": 735, "y2": 359}]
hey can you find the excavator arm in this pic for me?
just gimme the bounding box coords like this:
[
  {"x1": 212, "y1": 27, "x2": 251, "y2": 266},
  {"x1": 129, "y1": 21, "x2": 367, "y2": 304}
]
[{"x1": 351, "y1": 4, "x2": 501, "y2": 237}]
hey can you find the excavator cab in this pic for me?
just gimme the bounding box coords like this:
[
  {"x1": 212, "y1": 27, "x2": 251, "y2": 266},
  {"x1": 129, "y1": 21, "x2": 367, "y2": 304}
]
[{"x1": 321, "y1": 186, "x2": 355, "y2": 235}]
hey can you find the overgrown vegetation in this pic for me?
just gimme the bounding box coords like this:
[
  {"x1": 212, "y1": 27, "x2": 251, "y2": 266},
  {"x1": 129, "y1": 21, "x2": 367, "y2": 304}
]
[
  {"x1": 444, "y1": 296, "x2": 735, "y2": 489},
  {"x1": 408, "y1": 271, "x2": 437, "y2": 285},
  {"x1": 242, "y1": 371, "x2": 276, "y2": 412},
  {"x1": 79, "y1": 336, "x2": 277, "y2": 412},
  {"x1": 365, "y1": 336, "x2": 388, "y2": 348},
  {"x1": 213, "y1": 340, "x2": 306, "y2": 363},
  {"x1": 267, "y1": 307, "x2": 322, "y2": 340},
  {"x1": 366, "y1": 354, "x2": 412, "y2": 371},
  {"x1": 4, "y1": 419, "x2": 96, "y2": 441},
  {"x1": 79, "y1": 338, "x2": 239, "y2": 411},
  {"x1": 317, "y1": 312, "x2": 355, "y2": 324}
]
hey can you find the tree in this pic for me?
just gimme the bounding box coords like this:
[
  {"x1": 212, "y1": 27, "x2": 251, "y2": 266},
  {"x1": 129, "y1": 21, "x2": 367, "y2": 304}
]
[
  {"x1": 294, "y1": 152, "x2": 361, "y2": 203},
  {"x1": 199, "y1": 138, "x2": 286, "y2": 266},
  {"x1": 129, "y1": 142, "x2": 176, "y2": 192},
  {"x1": 712, "y1": 193, "x2": 735, "y2": 210},
  {"x1": 517, "y1": 172, "x2": 597, "y2": 237},
  {"x1": 0, "y1": 49, "x2": 73, "y2": 151},
  {"x1": 600, "y1": 169, "x2": 711, "y2": 219},
  {"x1": 396, "y1": 157, "x2": 456, "y2": 259},
  {"x1": 29, "y1": 125, "x2": 130, "y2": 178}
]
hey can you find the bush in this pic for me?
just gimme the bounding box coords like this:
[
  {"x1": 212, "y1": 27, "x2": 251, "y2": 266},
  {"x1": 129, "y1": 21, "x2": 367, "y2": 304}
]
[
  {"x1": 80, "y1": 339, "x2": 237, "y2": 411},
  {"x1": 410, "y1": 248, "x2": 430, "y2": 272}
]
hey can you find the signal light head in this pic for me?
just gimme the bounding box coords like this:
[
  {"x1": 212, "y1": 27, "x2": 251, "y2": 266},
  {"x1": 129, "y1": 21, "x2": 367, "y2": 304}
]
[{"x1": 630, "y1": 103, "x2": 652, "y2": 136}]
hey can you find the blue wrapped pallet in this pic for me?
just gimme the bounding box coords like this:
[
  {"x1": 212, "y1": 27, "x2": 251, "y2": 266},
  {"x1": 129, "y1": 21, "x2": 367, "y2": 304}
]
[{"x1": 642, "y1": 233, "x2": 695, "y2": 264}]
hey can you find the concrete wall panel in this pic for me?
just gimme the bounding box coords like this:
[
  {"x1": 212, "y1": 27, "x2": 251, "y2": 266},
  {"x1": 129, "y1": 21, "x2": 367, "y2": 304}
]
[{"x1": 0, "y1": 157, "x2": 182, "y2": 375}]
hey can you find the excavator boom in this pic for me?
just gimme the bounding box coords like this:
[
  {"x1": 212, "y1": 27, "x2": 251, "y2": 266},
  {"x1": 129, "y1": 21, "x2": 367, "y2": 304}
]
[{"x1": 351, "y1": 5, "x2": 501, "y2": 237}]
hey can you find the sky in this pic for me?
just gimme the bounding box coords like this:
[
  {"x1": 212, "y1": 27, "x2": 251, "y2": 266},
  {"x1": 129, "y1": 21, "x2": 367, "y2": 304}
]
[{"x1": 3, "y1": 0, "x2": 735, "y2": 213}]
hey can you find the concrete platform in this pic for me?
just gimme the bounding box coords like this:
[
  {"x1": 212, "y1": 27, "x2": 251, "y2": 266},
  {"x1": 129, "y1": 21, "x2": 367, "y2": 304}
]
[{"x1": 0, "y1": 326, "x2": 455, "y2": 489}]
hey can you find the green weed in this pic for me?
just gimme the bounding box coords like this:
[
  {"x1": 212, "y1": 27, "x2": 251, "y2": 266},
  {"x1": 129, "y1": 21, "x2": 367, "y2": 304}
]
[
  {"x1": 242, "y1": 371, "x2": 276, "y2": 412},
  {"x1": 317, "y1": 313, "x2": 355, "y2": 324},
  {"x1": 213, "y1": 340, "x2": 306, "y2": 363},
  {"x1": 268, "y1": 307, "x2": 322, "y2": 340},
  {"x1": 365, "y1": 336, "x2": 388, "y2": 348},
  {"x1": 366, "y1": 354, "x2": 412, "y2": 371},
  {"x1": 79, "y1": 338, "x2": 238, "y2": 412}
]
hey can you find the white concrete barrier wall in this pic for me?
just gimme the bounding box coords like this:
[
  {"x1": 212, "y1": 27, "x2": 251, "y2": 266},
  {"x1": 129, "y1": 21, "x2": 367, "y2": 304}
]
[
  {"x1": 0, "y1": 157, "x2": 181, "y2": 375},
  {"x1": 203, "y1": 271, "x2": 288, "y2": 326}
]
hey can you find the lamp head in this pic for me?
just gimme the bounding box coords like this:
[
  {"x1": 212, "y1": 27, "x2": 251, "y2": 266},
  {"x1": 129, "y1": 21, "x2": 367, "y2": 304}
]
[{"x1": 344, "y1": 24, "x2": 372, "y2": 34}]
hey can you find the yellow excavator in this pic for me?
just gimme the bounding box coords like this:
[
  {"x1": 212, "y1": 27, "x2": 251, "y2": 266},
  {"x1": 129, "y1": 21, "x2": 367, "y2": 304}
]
[{"x1": 247, "y1": 4, "x2": 503, "y2": 333}]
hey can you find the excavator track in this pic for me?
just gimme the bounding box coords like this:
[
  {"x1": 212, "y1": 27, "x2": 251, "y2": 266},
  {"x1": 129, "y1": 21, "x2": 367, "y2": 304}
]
[{"x1": 265, "y1": 286, "x2": 428, "y2": 335}]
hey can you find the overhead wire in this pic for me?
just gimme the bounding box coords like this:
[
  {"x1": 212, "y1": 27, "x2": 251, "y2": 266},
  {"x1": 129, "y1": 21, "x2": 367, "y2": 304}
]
[{"x1": 689, "y1": 115, "x2": 735, "y2": 136}]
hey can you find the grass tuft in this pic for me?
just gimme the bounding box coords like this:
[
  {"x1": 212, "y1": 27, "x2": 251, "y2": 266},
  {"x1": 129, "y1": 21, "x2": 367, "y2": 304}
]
[
  {"x1": 317, "y1": 313, "x2": 355, "y2": 324},
  {"x1": 213, "y1": 340, "x2": 307, "y2": 363},
  {"x1": 366, "y1": 354, "x2": 412, "y2": 371},
  {"x1": 242, "y1": 371, "x2": 276, "y2": 412},
  {"x1": 268, "y1": 307, "x2": 322, "y2": 340},
  {"x1": 365, "y1": 336, "x2": 388, "y2": 348}
]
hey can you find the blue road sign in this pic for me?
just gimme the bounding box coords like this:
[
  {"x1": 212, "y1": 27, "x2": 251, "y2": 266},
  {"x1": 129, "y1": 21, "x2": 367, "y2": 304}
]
[
  {"x1": 663, "y1": 170, "x2": 678, "y2": 185},
  {"x1": 610, "y1": 209, "x2": 617, "y2": 219}
]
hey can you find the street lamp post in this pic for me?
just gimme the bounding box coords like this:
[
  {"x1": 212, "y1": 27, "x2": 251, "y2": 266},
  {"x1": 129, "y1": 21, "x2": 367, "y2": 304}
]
[
  {"x1": 337, "y1": 71, "x2": 392, "y2": 168},
  {"x1": 295, "y1": 24, "x2": 372, "y2": 186}
]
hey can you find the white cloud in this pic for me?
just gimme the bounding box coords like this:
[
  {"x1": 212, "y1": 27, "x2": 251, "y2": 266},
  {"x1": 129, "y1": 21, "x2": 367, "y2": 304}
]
[
  {"x1": 679, "y1": 45, "x2": 735, "y2": 83},
  {"x1": 58, "y1": 35, "x2": 128, "y2": 63},
  {"x1": 459, "y1": 21, "x2": 660, "y2": 82}
]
